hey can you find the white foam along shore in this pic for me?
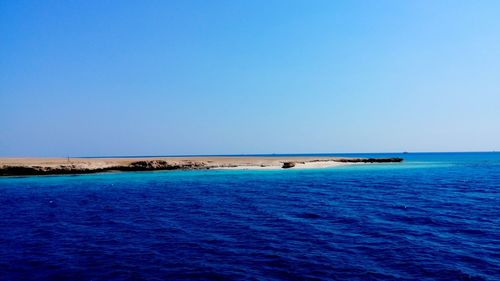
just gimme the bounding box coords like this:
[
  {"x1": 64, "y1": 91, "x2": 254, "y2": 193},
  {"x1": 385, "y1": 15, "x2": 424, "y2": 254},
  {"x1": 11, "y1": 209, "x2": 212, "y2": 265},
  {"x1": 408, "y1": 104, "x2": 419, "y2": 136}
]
[{"x1": 215, "y1": 160, "x2": 352, "y2": 170}]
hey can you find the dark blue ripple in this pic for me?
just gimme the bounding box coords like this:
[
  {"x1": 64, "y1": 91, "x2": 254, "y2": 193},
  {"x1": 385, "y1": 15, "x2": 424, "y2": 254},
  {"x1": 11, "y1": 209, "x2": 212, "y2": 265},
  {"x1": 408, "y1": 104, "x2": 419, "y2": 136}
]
[{"x1": 0, "y1": 153, "x2": 499, "y2": 280}]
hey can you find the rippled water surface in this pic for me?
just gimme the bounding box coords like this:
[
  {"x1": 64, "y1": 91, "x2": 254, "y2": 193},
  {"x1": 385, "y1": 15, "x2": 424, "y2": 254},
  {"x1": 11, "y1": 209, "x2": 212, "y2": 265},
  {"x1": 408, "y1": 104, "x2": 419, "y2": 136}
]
[{"x1": 1, "y1": 153, "x2": 499, "y2": 280}]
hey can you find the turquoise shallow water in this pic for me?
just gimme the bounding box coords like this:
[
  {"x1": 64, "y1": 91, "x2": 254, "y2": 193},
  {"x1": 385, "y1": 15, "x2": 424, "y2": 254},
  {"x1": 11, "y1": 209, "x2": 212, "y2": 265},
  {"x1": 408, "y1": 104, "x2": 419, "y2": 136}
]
[{"x1": 0, "y1": 153, "x2": 499, "y2": 280}]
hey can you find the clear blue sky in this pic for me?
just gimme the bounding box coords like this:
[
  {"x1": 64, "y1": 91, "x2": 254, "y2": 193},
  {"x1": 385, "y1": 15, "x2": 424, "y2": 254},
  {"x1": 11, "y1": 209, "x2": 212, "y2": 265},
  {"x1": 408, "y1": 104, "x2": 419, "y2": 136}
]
[{"x1": 1, "y1": 0, "x2": 499, "y2": 156}]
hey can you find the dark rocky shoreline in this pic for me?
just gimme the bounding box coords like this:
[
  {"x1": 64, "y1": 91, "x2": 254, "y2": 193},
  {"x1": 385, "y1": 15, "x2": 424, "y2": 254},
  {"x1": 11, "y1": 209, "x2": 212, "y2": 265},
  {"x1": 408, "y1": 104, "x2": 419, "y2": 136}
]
[{"x1": 0, "y1": 160, "x2": 208, "y2": 177}]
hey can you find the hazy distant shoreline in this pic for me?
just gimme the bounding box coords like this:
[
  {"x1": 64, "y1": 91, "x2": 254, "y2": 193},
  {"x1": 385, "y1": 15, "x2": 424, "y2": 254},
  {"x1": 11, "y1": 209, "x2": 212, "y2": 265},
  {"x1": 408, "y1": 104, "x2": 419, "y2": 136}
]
[{"x1": 0, "y1": 156, "x2": 403, "y2": 177}]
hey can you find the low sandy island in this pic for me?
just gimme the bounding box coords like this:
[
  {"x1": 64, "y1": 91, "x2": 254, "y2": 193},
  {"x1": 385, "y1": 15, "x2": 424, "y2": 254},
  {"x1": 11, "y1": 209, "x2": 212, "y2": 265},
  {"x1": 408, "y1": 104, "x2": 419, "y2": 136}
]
[{"x1": 0, "y1": 156, "x2": 403, "y2": 176}]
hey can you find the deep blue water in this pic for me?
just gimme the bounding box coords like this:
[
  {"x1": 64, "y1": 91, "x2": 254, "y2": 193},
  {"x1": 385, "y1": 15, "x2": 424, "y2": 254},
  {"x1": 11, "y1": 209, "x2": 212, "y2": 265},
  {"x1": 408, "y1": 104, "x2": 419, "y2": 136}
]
[{"x1": 0, "y1": 153, "x2": 499, "y2": 280}]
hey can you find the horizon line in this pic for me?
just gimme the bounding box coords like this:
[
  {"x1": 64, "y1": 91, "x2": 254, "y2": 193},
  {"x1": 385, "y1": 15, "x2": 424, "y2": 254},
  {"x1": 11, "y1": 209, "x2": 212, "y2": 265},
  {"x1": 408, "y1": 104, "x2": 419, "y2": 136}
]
[{"x1": 1, "y1": 150, "x2": 498, "y2": 159}]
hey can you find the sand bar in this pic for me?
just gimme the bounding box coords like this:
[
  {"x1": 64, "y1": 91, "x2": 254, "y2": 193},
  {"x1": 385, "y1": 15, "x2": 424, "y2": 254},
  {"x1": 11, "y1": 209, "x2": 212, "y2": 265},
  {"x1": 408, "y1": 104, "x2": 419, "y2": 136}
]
[{"x1": 0, "y1": 156, "x2": 403, "y2": 176}]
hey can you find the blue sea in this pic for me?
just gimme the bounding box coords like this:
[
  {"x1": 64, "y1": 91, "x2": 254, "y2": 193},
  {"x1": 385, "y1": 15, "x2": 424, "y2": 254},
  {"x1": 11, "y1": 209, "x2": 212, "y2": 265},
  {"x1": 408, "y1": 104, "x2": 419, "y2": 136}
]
[{"x1": 0, "y1": 153, "x2": 499, "y2": 280}]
